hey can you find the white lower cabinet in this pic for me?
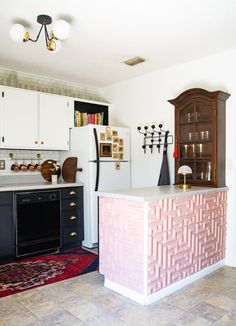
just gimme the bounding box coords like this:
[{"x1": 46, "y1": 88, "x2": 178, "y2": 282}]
[{"x1": 0, "y1": 86, "x2": 71, "y2": 150}]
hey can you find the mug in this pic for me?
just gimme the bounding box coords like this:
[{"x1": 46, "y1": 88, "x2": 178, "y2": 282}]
[
  {"x1": 20, "y1": 163, "x2": 27, "y2": 171},
  {"x1": 27, "y1": 163, "x2": 35, "y2": 171},
  {"x1": 34, "y1": 164, "x2": 41, "y2": 171},
  {"x1": 11, "y1": 163, "x2": 20, "y2": 172},
  {"x1": 51, "y1": 174, "x2": 58, "y2": 183}
]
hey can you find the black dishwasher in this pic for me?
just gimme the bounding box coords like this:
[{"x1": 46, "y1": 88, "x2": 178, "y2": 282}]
[{"x1": 15, "y1": 190, "x2": 61, "y2": 257}]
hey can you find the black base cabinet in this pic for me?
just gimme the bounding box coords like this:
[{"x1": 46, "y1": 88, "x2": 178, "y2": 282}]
[
  {"x1": 61, "y1": 187, "x2": 84, "y2": 249},
  {"x1": 0, "y1": 192, "x2": 14, "y2": 261},
  {"x1": 0, "y1": 186, "x2": 84, "y2": 264}
]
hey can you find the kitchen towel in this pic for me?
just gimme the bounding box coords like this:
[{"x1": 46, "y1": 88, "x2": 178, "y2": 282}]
[{"x1": 158, "y1": 131, "x2": 170, "y2": 186}]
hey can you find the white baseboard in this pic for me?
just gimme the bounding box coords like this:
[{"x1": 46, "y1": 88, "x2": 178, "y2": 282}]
[
  {"x1": 104, "y1": 260, "x2": 225, "y2": 305},
  {"x1": 104, "y1": 279, "x2": 146, "y2": 305}
]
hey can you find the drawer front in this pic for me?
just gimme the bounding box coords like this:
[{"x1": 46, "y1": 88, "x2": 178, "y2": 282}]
[
  {"x1": 62, "y1": 210, "x2": 82, "y2": 227},
  {"x1": 61, "y1": 187, "x2": 82, "y2": 199},
  {"x1": 0, "y1": 192, "x2": 13, "y2": 206},
  {"x1": 61, "y1": 198, "x2": 80, "y2": 211},
  {"x1": 63, "y1": 226, "x2": 82, "y2": 244}
]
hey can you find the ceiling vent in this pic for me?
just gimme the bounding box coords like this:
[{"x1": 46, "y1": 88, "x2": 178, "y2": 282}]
[{"x1": 123, "y1": 56, "x2": 146, "y2": 66}]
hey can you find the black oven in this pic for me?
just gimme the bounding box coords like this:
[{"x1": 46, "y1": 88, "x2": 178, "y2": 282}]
[{"x1": 15, "y1": 190, "x2": 61, "y2": 257}]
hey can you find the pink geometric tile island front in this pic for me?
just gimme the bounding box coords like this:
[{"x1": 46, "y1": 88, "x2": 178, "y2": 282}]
[
  {"x1": 99, "y1": 190, "x2": 227, "y2": 299},
  {"x1": 148, "y1": 191, "x2": 227, "y2": 294},
  {"x1": 99, "y1": 197, "x2": 145, "y2": 294}
]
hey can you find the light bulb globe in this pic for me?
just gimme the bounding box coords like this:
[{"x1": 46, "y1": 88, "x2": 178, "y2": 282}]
[
  {"x1": 48, "y1": 39, "x2": 62, "y2": 53},
  {"x1": 9, "y1": 24, "x2": 26, "y2": 43},
  {"x1": 53, "y1": 20, "x2": 70, "y2": 40}
]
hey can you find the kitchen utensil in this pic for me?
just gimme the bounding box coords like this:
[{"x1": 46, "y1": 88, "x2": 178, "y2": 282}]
[
  {"x1": 41, "y1": 160, "x2": 61, "y2": 182},
  {"x1": 35, "y1": 163, "x2": 41, "y2": 171},
  {"x1": 27, "y1": 163, "x2": 35, "y2": 171},
  {"x1": 62, "y1": 157, "x2": 83, "y2": 183},
  {"x1": 20, "y1": 162, "x2": 27, "y2": 171},
  {"x1": 11, "y1": 162, "x2": 20, "y2": 172}
]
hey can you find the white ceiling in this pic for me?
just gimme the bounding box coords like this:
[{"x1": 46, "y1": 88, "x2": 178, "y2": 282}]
[{"x1": 1, "y1": 0, "x2": 236, "y2": 87}]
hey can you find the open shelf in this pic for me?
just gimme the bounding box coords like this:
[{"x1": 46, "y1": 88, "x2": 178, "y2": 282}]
[{"x1": 74, "y1": 100, "x2": 109, "y2": 127}]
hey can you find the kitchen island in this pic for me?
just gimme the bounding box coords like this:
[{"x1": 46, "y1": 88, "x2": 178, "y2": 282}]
[{"x1": 98, "y1": 186, "x2": 227, "y2": 305}]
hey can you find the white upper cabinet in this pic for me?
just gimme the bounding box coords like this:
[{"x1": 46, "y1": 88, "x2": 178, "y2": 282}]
[
  {"x1": 39, "y1": 93, "x2": 70, "y2": 150},
  {"x1": 1, "y1": 87, "x2": 38, "y2": 149},
  {"x1": 0, "y1": 86, "x2": 71, "y2": 150}
]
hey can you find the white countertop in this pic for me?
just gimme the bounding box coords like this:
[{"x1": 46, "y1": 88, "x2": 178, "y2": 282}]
[
  {"x1": 0, "y1": 175, "x2": 83, "y2": 191},
  {"x1": 98, "y1": 185, "x2": 228, "y2": 202}
]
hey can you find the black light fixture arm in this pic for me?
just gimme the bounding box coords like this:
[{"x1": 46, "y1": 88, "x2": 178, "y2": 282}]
[
  {"x1": 27, "y1": 24, "x2": 44, "y2": 42},
  {"x1": 24, "y1": 15, "x2": 54, "y2": 44}
]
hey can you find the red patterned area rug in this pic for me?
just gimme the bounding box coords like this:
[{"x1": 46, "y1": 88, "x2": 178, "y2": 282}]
[{"x1": 0, "y1": 247, "x2": 98, "y2": 298}]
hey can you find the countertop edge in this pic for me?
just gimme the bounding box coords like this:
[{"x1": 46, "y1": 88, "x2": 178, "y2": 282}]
[
  {"x1": 0, "y1": 182, "x2": 84, "y2": 192},
  {"x1": 98, "y1": 186, "x2": 228, "y2": 202}
]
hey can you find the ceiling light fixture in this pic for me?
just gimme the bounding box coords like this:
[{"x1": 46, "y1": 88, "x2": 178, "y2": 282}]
[{"x1": 9, "y1": 15, "x2": 70, "y2": 52}]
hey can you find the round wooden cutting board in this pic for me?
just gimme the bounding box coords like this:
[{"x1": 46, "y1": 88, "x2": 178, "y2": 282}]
[{"x1": 41, "y1": 160, "x2": 61, "y2": 182}]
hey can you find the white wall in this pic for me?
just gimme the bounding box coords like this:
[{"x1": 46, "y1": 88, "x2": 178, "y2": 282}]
[{"x1": 102, "y1": 48, "x2": 236, "y2": 267}]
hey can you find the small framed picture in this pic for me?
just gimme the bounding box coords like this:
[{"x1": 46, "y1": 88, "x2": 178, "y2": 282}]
[
  {"x1": 112, "y1": 130, "x2": 118, "y2": 137},
  {"x1": 106, "y1": 134, "x2": 112, "y2": 141},
  {"x1": 113, "y1": 137, "x2": 119, "y2": 143},
  {"x1": 113, "y1": 153, "x2": 119, "y2": 159},
  {"x1": 105, "y1": 127, "x2": 111, "y2": 134},
  {"x1": 115, "y1": 162, "x2": 120, "y2": 170},
  {"x1": 118, "y1": 146, "x2": 124, "y2": 152},
  {"x1": 118, "y1": 138, "x2": 123, "y2": 146},
  {"x1": 100, "y1": 133, "x2": 105, "y2": 141},
  {"x1": 112, "y1": 144, "x2": 118, "y2": 152},
  {"x1": 119, "y1": 153, "x2": 124, "y2": 160},
  {"x1": 100, "y1": 143, "x2": 112, "y2": 157}
]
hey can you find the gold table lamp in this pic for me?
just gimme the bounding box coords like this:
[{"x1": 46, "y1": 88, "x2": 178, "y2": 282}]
[{"x1": 178, "y1": 165, "x2": 192, "y2": 189}]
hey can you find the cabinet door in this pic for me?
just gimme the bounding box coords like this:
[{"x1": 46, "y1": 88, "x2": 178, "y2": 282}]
[
  {"x1": 1, "y1": 87, "x2": 38, "y2": 149},
  {"x1": 0, "y1": 193, "x2": 14, "y2": 259},
  {"x1": 39, "y1": 94, "x2": 70, "y2": 150}
]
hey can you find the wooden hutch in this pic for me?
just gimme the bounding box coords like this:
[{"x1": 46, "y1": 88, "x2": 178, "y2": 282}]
[{"x1": 168, "y1": 88, "x2": 230, "y2": 187}]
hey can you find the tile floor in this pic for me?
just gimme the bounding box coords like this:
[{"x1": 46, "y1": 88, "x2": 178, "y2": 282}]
[{"x1": 0, "y1": 266, "x2": 236, "y2": 325}]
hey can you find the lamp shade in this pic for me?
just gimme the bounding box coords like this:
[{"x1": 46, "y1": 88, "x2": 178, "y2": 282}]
[
  {"x1": 177, "y1": 165, "x2": 192, "y2": 175},
  {"x1": 53, "y1": 20, "x2": 70, "y2": 40},
  {"x1": 9, "y1": 24, "x2": 26, "y2": 43}
]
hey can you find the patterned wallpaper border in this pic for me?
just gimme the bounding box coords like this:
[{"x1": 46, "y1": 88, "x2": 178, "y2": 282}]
[{"x1": 0, "y1": 67, "x2": 108, "y2": 102}]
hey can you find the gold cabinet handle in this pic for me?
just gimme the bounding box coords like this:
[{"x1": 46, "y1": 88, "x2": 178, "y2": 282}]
[
  {"x1": 69, "y1": 191, "x2": 76, "y2": 195},
  {"x1": 70, "y1": 216, "x2": 77, "y2": 220},
  {"x1": 70, "y1": 232, "x2": 77, "y2": 237},
  {"x1": 69, "y1": 202, "x2": 76, "y2": 207},
  {"x1": 35, "y1": 141, "x2": 38, "y2": 144}
]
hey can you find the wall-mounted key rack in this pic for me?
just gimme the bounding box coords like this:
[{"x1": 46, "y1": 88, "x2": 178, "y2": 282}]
[{"x1": 137, "y1": 124, "x2": 173, "y2": 154}]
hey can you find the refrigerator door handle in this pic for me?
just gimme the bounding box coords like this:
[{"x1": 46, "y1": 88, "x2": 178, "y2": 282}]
[{"x1": 93, "y1": 128, "x2": 100, "y2": 191}]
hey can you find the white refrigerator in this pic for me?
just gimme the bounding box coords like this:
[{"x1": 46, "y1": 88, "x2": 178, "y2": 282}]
[{"x1": 62, "y1": 125, "x2": 131, "y2": 248}]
